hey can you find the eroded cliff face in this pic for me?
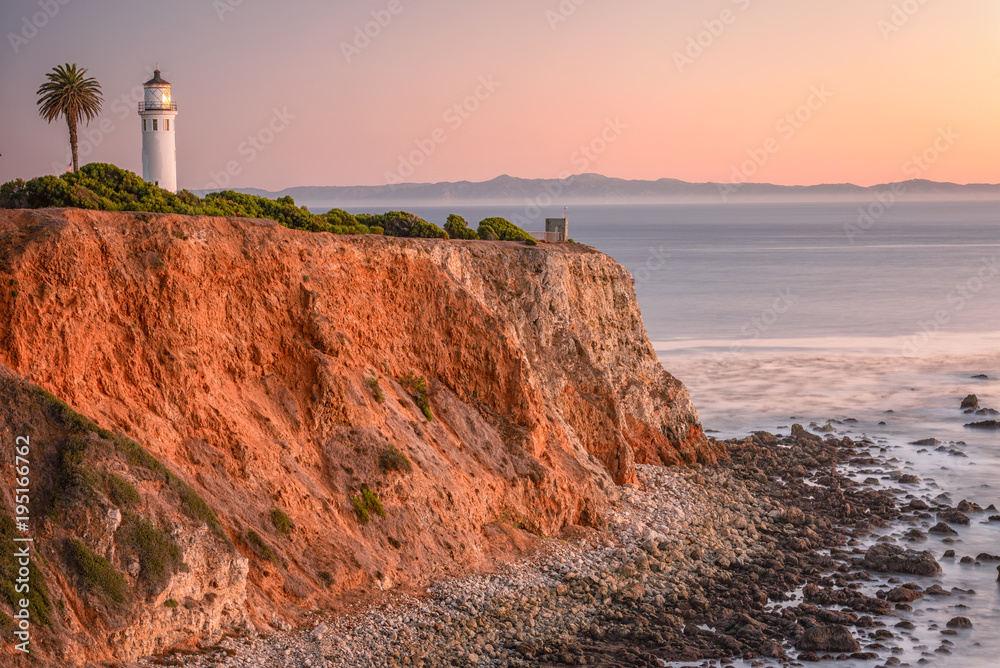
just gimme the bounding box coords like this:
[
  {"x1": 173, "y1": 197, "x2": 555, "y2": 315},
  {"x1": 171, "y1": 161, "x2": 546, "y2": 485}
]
[{"x1": 0, "y1": 208, "x2": 718, "y2": 664}]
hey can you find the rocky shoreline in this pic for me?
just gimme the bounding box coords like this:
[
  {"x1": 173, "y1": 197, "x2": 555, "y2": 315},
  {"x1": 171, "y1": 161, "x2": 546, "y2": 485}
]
[{"x1": 141, "y1": 424, "x2": 990, "y2": 668}]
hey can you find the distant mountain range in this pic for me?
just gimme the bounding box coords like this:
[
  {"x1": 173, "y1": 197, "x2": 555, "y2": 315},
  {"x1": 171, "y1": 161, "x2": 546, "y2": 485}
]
[{"x1": 192, "y1": 174, "x2": 1000, "y2": 209}]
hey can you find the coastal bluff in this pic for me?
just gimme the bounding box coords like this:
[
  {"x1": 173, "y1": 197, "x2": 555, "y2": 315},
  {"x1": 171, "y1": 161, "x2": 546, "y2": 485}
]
[{"x1": 0, "y1": 208, "x2": 718, "y2": 664}]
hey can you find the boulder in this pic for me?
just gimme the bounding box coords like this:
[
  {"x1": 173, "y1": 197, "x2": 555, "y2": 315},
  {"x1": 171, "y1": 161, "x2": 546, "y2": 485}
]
[
  {"x1": 961, "y1": 394, "x2": 980, "y2": 409},
  {"x1": 898, "y1": 474, "x2": 919, "y2": 484},
  {"x1": 863, "y1": 543, "x2": 942, "y2": 577},
  {"x1": 795, "y1": 625, "x2": 860, "y2": 653},
  {"x1": 885, "y1": 586, "x2": 923, "y2": 603},
  {"x1": 946, "y1": 617, "x2": 973, "y2": 629},
  {"x1": 937, "y1": 509, "x2": 971, "y2": 526},
  {"x1": 965, "y1": 420, "x2": 1000, "y2": 429},
  {"x1": 929, "y1": 522, "x2": 959, "y2": 535}
]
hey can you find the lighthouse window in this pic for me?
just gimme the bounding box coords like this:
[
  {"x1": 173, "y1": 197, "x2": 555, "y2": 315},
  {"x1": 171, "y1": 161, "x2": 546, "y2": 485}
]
[
  {"x1": 152, "y1": 119, "x2": 158, "y2": 131},
  {"x1": 142, "y1": 119, "x2": 147, "y2": 132},
  {"x1": 165, "y1": 119, "x2": 169, "y2": 131}
]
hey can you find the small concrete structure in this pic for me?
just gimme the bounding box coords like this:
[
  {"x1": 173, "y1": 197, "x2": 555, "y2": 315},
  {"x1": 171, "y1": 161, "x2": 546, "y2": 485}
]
[{"x1": 544, "y1": 213, "x2": 569, "y2": 243}]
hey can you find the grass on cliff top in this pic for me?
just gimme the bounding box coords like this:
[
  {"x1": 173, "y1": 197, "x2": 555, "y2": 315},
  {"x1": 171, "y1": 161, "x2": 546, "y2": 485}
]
[
  {"x1": 0, "y1": 515, "x2": 52, "y2": 626},
  {"x1": 1, "y1": 163, "x2": 545, "y2": 243}
]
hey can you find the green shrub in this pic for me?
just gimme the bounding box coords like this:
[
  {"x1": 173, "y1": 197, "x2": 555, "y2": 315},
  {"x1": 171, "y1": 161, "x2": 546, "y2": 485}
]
[
  {"x1": 477, "y1": 217, "x2": 532, "y2": 242},
  {"x1": 400, "y1": 372, "x2": 432, "y2": 421},
  {"x1": 245, "y1": 530, "x2": 277, "y2": 564},
  {"x1": 173, "y1": 479, "x2": 225, "y2": 540},
  {"x1": 444, "y1": 214, "x2": 480, "y2": 240},
  {"x1": 351, "y1": 495, "x2": 370, "y2": 524},
  {"x1": 379, "y1": 445, "x2": 413, "y2": 474},
  {"x1": 66, "y1": 538, "x2": 127, "y2": 604},
  {"x1": 105, "y1": 472, "x2": 141, "y2": 507},
  {"x1": 351, "y1": 487, "x2": 385, "y2": 524},
  {"x1": 120, "y1": 516, "x2": 183, "y2": 593},
  {"x1": 0, "y1": 516, "x2": 52, "y2": 625},
  {"x1": 270, "y1": 508, "x2": 294, "y2": 538},
  {"x1": 364, "y1": 376, "x2": 385, "y2": 404},
  {"x1": 356, "y1": 211, "x2": 448, "y2": 239},
  {"x1": 164, "y1": 598, "x2": 179, "y2": 608},
  {"x1": 362, "y1": 487, "x2": 385, "y2": 517}
]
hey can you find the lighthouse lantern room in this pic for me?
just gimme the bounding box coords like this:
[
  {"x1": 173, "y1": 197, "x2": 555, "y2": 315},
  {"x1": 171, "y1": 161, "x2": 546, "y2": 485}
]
[{"x1": 138, "y1": 69, "x2": 178, "y2": 193}]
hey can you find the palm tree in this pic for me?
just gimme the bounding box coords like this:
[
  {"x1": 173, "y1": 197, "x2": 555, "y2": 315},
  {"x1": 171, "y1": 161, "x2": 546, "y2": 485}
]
[{"x1": 36, "y1": 64, "x2": 103, "y2": 172}]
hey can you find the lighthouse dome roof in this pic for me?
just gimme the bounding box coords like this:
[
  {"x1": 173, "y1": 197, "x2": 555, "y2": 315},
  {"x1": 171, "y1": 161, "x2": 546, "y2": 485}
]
[{"x1": 144, "y1": 69, "x2": 170, "y2": 87}]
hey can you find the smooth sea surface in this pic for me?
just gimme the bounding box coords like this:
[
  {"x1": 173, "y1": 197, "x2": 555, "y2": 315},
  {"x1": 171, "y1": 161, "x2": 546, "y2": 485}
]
[{"x1": 359, "y1": 202, "x2": 1000, "y2": 666}]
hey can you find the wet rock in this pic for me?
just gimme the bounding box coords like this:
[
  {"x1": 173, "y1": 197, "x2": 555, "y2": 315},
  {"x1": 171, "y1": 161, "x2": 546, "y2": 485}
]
[
  {"x1": 965, "y1": 420, "x2": 1000, "y2": 429},
  {"x1": 990, "y1": 515, "x2": 1000, "y2": 522},
  {"x1": 937, "y1": 510, "x2": 971, "y2": 526},
  {"x1": 908, "y1": 499, "x2": 930, "y2": 510},
  {"x1": 976, "y1": 553, "x2": 1000, "y2": 562},
  {"x1": 885, "y1": 586, "x2": 923, "y2": 603},
  {"x1": 782, "y1": 506, "x2": 806, "y2": 525},
  {"x1": 929, "y1": 522, "x2": 958, "y2": 535},
  {"x1": 795, "y1": 625, "x2": 861, "y2": 653},
  {"x1": 863, "y1": 544, "x2": 942, "y2": 577},
  {"x1": 943, "y1": 550, "x2": 956, "y2": 558},
  {"x1": 903, "y1": 528, "x2": 926, "y2": 541},
  {"x1": 971, "y1": 374, "x2": 989, "y2": 380},
  {"x1": 910, "y1": 438, "x2": 940, "y2": 446},
  {"x1": 946, "y1": 617, "x2": 973, "y2": 629},
  {"x1": 961, "y1": 394, "x2": 980, "y2": 409},
  {"x1": 960, "y1": 556, "x2": 975, "y2": 564},
  {"x1": 898, "y1": 474, "x2": 919, "y2": 485},
  {"x1": 925, "y1": 584, "x2": 951, "y2": 596}
]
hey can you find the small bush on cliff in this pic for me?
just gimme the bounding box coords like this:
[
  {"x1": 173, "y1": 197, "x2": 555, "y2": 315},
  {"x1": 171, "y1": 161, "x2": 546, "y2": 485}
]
[
  {"x1": 355, "y1": 211, "x2": 449, "y2": 239},
  {"x1": 120, "y1": 515, "x2": 183, "y2": 594},
  {"x1": 1, "y1": 515, "x2": 52, "y2": 626},
  {"x1": 477, "y1": 217, "x2": 533, "y2": 242},
  {"x1": 351, "y1": 487, "x2": 385, "y2": 524},
  {"x1": 379, "y1": 445, "x2": 413, "y2": 474},
  {"x1": 270, "y1": 508, "x2": 294, "y2": 538},
  {"x1": 364, "y1": 376, "x2": 385, "y2": 404},
  {"x1": 66, "y1": 538, "x2": 128, "y2": 604},
  {"x1": 245, "y1": 530, "x2": 278, "y2": 564},
  {"x1": 444, "y1": 214, "x2": 480, "y2": 240},
  {"x1": 399, "y1": 372, "x2": 432, "y2": 421},
  {"x1": 104, "y1": 472, "x2": 141, "y2": 507}
]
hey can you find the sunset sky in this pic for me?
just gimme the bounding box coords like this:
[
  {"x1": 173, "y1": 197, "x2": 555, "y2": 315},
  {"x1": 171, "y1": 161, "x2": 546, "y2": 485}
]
[{"x1": 1, "y1": 0, "x2": 999, "y2": 191}]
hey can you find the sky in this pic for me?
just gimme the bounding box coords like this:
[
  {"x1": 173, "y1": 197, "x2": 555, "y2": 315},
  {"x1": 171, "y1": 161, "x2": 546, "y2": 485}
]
[{"x1": 1, "y1": 0, "x2": 999, "y2": 191}]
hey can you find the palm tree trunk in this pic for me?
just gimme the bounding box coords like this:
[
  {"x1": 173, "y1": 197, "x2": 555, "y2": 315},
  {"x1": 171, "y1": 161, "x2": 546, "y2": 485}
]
[{"x1": 67, "y1": 115, "x2": 79, "y2": 172}]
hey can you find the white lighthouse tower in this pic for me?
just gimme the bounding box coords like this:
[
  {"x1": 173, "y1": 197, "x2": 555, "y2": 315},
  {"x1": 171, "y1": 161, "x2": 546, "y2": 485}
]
[{"x1": 138, "y1": 69, "x2": 178, "y2": 192}]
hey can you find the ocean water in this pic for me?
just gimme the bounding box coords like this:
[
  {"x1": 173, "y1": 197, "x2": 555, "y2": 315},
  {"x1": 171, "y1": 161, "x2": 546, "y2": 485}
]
[{"x1": 392, "y1": 202, "x2": 1000, "y2": 666}]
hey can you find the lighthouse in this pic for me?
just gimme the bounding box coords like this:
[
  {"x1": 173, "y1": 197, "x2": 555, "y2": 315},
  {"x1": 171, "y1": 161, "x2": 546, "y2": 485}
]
[{"x1": 138, "y1": 69, "x2": 178, "y2": 192}]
